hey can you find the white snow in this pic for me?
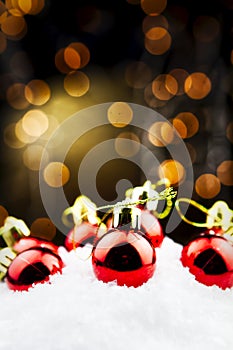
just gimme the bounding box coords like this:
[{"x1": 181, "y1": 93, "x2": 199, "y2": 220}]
[{"x1": 0, "y1": 237, "x2": 233, "y2": 350}]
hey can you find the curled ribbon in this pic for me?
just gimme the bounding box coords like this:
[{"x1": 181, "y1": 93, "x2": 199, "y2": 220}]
[{"x1": 175, "y1": 198, "x2": 233, "y2": 236}]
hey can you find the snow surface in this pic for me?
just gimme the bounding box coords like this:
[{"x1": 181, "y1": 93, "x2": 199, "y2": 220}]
[{"x1": 0, "y1": 237, "x2": 233, "y2": 350}]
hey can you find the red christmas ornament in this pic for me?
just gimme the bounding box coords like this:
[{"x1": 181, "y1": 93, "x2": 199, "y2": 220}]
[
  {"x1": 140, "y1": 209, "x2": 164, "y2": 248},
  {"x1": 181, "y1": 231, "x2": 233, "y2": 290},
  {"x1": 13, "y1": 237, "x2": 59, "y2": 254},
  {"x1": 65, "y1": 222, "x2": 100, "y2": 251},
  {"x1": 5, "y1": 247, "x2": 64, "y2": 291},
  {"x1": 92, "y1": 208, "x2": 156, "y2": 287}
]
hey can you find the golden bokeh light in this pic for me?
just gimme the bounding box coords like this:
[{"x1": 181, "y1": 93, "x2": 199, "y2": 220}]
[
  {"x1": 0, "y1": 31, "x2": 7, "y2": 53},
  {"x1": 226, "y1": 121, "x2": 233, "y2": 143},
  {"x1": 22, "y1": 109, "x2": 48, "y2": 137},
  {"x1": 171, "y1": 118, "x2": 187, "y2": 139},
  {"x1": 107, "y1": 102, "x2": 133, "y2": 127},
  {"x1": 43, "y1": 162, "x2": 70, "y2": 188},
  {"x1": 141, "y1": 0, "x2": 167, "y2": 15},
  {"x1": 30, "y1": 217, "x2": 56, "y2": 241},
  {"x1": 125, "y1": 61, "x2": 152, "y2": 88},
  {"x1": 148, "y1": 121, "x2": 174, "y2": 147},
  {"x1": 4, "y1": 123, "x2": 25, "y2": 149},
  {"x1": 174, "y1": 112, "x2": 199, "y2": 138},
  {"x1": 152, "y1": 74, "x2": 178, "y2": 100},
  {"x1": 55, "y1": 48, "x2": 72, "y2": 74},
  {"x1": 169, "y1": 68, "x2": 189, "y2": 96},
  {"x1": 25, "y1": 79, "x2": 51, "y2": 106},
  {"x1": 115, "y1": 132, "x2": 140, "y2": 157},
  {"x1": 1, "y1": 14, "x2": 27, "y2": 39},
  {"x1": 193, "y1": 16, "x2": 220, "y2": 42},
  {"x1": 64, "y1": 46, "x2": 81, "y2": 70},
  {"x1": 217, "y1": 160, "x2": 233, "y2": 186},
  {"x1": 144, "y1": 83, "x2": 166, "y2": 108},
  {"x1": 158, "y1": 159, "x2": 185, "y2": 186},
  {"x1": 64, "y1": 71, "x2": 90, "y2": 97},
  {"x1": 184, "y1": 72, "x2": 211, "y2": 100},
  {"x1": 0, "y1": 205, "x2": 8, "y2": 227},
  {"x1": 6, "y1": 83, "x2": 29, "y2": 110},
  {"x1": 142, "y1": 15, "x2": 168, "y2": 34},
  {"x1": 68, "y1": 42, "x2": 90, "y2": 69},
  {"x1": 15, "y1": 119, "x2": 38, "y2": 143},
  {"x1": 195, "y1": 173, "x2": 221, "y2": 199},
  {"x1": 145, "y1": 27, "x2": 171, "y2": 55},
  {"x1": 23, "y1": 145, "x2": 49, "y2": 171},
  {"x1": 17, "y1": 0, "x2": 45, "y2": 15}
]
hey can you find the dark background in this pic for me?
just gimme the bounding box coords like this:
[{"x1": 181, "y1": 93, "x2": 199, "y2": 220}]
[{"x1": 0, "y1": 0, "x2": 233, "y2": 245}]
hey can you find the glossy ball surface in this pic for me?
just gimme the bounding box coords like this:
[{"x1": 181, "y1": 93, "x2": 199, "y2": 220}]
[
  {"x1": 65, "y1": 222, "x2": 99, "y2": 251},
  {"x1": 13, "y1": 237, "x2": 59, "y2": 254},
  {"x1": 92, "y1": 228, "x2": 156, "y2": 287},
  {"x1": 181, "y1": 232, "x2": 233, "y2": 290},
  {"x1": 5, "y1": 247, "x2": 64, "y2": 291},
  {"x1": 140, "y1": 210, "x2": 164, "y2": 248}
]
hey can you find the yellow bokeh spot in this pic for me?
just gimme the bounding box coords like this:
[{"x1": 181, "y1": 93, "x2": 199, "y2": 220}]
[
  {"x1": 64, "y1": 71, "x2": 90, "y2": 97},
  {"x1": 148, "y1": 121, "x2": 175, "y2": 147},
  {"x1": 25, "y1": 79, "x2": 51, "y2": 106},
  {"x1": 195, "y1": 173, "x2": 221, "y2": 199},
  {"x1": 184, "y1": 72, "x2": 211, "y2": 100},
  {"x1": 107, "y1": 102, "x2": 133, "y2": 128},
  {"x1": 22, "y1": 109, "x2": 49, "y2": 137},
  {"x1": 4, "y1": 123, "x2": 25, "y2": 149},
  {"x1": 43, "y1": 162, "x2": 70, "y2": 188},
  {"x1": 158, "y1": 159, "x2": 185, "y2": 186}
]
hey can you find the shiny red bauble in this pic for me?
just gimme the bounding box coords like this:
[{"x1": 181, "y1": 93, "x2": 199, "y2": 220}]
[
  {"x1": 92, "y1": 228, "x2": 156, "y2": 287},
  {"x1": 13, "y1": 237, "x2": 59, "y2": 254},
  {"x1": 5, "y1": 247, "x2": 64, "y2": 291},
  {"x1": 181, "y1": 231, "x2": 233, "y2": 290},
  {"x1": 140, "y1": 209, "x2": 164, "y2": 248},
  {"x1": 65, "y1": 222, "x2": 100, "y2": 251}
]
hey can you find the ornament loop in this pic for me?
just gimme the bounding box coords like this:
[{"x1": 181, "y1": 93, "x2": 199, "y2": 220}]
[{"x1": 0, "y1": 216, "x2": 30, "y2": 248}]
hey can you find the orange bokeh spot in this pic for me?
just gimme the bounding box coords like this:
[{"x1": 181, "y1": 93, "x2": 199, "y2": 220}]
[
  {"x1": 64, "y1": 71, "x2": 90, "y2": 97},
  {"x1": 141, "y1": 0, "x2": 167, "y2": 15},
  {"x1": 152, "y1": 74, "x2": 178, "y2": 100},
  {"x1": 68, "y1": 42, "x2": 90, "y2": 69},
  {"x1": 107, "y1": 102, "x2": 133, "y2": 128},
  {"x1": 169, "y1": 68, "x2": 189, "y2": 96},
  {"x1": 30, "y1": 217, "x2": 57, "y2": 241},
  {"x1": 158, "y1": 159, "x2": 185, "y2": 186},
  {"x1": 148, "y1": 121, "x2": 175, "y2": 147},
  {"x1": 184, "y1": 72, "x2": 211, "y2": 100},
  {"x1": 145, "y1": 27, "x2": 171, "y2": 55},
  {"x1": 0, "y1": 205, "x2": 8, "y2": 227},
  {"x1": 226, "y1": 121, "x2": 233, "y2": 143},
  {"x1": 6, "y1": 83, "x2": 29, "y2": 110},
  {"x1": 142, "y1": 14, "x2": 168, "y2": 34},
  {"x1": 195, "y1": 173, "x2": 221, "y2": 199},
  {"x1": 217, "y1": 160, "x2": 233, "y2": 186},
  {"x1": 1, "y1": 14, "x2": 27, "y2": 39},
  {"x1": 25, "y1": 79, "x2": 51, "y2": 106},
  {"x1": 43, "y1": 162, "x2": 70, "y2": 188},
  {"x1": 64, "y1": 46, "x2": 81, "y2": 70},
  {"x1": 55, "y1": 48, "x2": 72, "y2": 74},
  {"x1": 174, "y1": 112, "x2": 199, "y2": 138}
]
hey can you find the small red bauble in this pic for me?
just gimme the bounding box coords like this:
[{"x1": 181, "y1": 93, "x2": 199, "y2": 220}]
[
  {"x1": 5, "y1": 247, "x2": 64, "y2": 291},
  {"x1": 13, "y1": 237, "x2": 59, "y2": 254},
  {"x1": 92, "y1": 227, "x2": 156, "y2": 288},
  {"x1": 140, "y1": 209, "x2": 164, "y2": 248},
  {"x1": 181, "y1": 231, "x2": 233, "y2": 290},
  {"x1": 65, "y1": 222, "x2": 100, "y2": 251}
]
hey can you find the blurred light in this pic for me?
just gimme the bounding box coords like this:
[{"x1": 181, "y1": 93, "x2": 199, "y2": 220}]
[
  {"x1": 158, "y1": 159, "x2": 185, "y2": 186},
  {"x1": 144, "y1": 83, "x2": 166, "y2": 108},
  {"x1": 4, "y1": 123, "x2": 25, "y2": 149},
  {"x1": 22, "y1": 109, "x2": 48, "y2": 137},
  {"x1": 0, "y1": 31, "x2": 7, "y2": 53},
  {"x1": 25, "y1": 79, "x2": 51, "y2": 106},
  {"x1": 142, "y1": 14, "x2": 168, "y2": 34},
  {"x1": 68, "y1": 42, "x2": 90, "y2": 69},
  {"x1": 55, "y1": 48, "x2": 71, "y2": 74},
  {"x1": 1, "y1": 14, "x2": 27, "y2": 39},
  {"x1": 23, "y1": 144, "x2": 49, "y2": 171},
  {"x1": 152, "y1": 74, "x2": 178, "y2": 100},
  {"x1": 184, "y1": 72, "x2": 211, "y2": 100},
  {"x1": 40, "y1": 115, "x2": 60, "y2": 141},
  {"x1": 226, "y1": 121, "x2": 233, "y2": 143},
  {"x1": 18, "y1": 0, "x2": 45, "y2": 15},
  {"x1": 107, "y1": 102, "x2": 133, "y2": 127},
  {"x1": 30, "y1": 217, "x2": 56, "y2": 241},
  {"x1": 64, "y1": 71, "x2": 90, "y2": 97},
  {"x1": 64, "y1": 47, "x2": 81, "y2": 70},
  {"x1": 193, "y1": 16, "x2": 220, "y2": 43},
  {"x1": 43, "y1": 162, "x2": 70, "y2": 188},
  {"x1": 115, "y1": 132, "x2": 140, "y2": 157},
  {"x1": 217, "y1": 160, "x2": 233, "y2": 186},
  {"x1": 148, "y1": 121, "x2": 173, "y2": 147},
  {"x1": 195, "y1": 174, "x2": 221, "y2": 199},
  {"x1": 15, "y1": 119, "x2": 38, "y2": 143},
  {"x1": 169, "y1": 68, "x2": 189, "y2": 96},
  {"x1": 125, "y1": 61, "x2": 152, "y2": 89},
  {"x1": 171, "y1": 118, "x2": 187, "y2": 139},
  {"x1": 0, "y1": 205, "x2": 8, "y2": 227},
  {"x1": 140, "y1": 0, "x2": 167, "y2": 15},
  {"x1": 173, "y1": 112, "x2": 199, "y2": 138},
  {"x1": 8, "y1": 8, "x2": 23, "y2": 17},
  {"x1": 6, "y1": 83, "x2": 29, "y2": 110},
  {"x1": 145, "y1": 27, "x2": 171, "y2": 55}
]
